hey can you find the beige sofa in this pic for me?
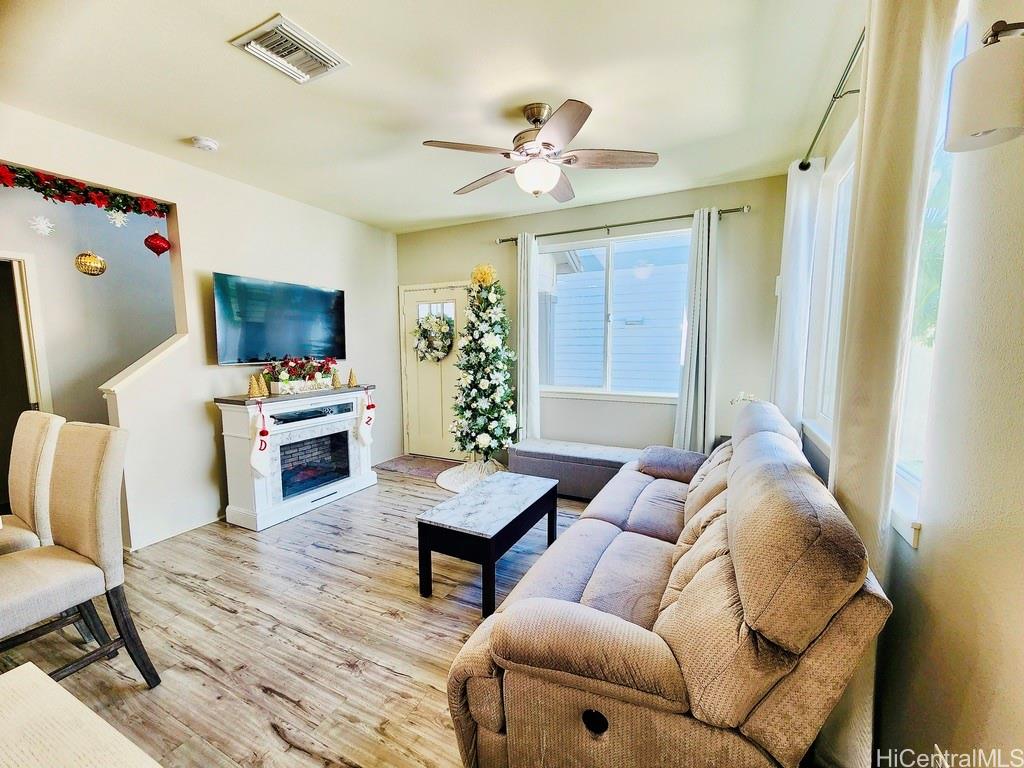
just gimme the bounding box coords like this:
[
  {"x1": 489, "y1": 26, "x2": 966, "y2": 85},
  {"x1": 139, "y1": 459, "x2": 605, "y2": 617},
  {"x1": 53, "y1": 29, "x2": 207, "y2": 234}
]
[{"x1": 448, "y1": 401, "x2": 891, "y2": 768}]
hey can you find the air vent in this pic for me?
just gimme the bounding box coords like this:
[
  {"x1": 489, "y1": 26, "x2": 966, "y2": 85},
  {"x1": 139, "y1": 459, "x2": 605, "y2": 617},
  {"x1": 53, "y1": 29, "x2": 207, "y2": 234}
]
[{"x1": 231, "y1": 14, "x2": 348, "y2": 84}]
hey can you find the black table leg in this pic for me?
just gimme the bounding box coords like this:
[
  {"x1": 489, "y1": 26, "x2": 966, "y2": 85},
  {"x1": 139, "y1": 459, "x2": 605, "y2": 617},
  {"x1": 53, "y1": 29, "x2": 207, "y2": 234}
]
[
  {"x1": 418, "y1": 523, "x2": 432, "y2": 598},
  {"x1": 547, "y1": 493, "x2": 558, "y2": 546},
  {"x1": 482, "y1": 559, "x2": 496, "y2": 618}
]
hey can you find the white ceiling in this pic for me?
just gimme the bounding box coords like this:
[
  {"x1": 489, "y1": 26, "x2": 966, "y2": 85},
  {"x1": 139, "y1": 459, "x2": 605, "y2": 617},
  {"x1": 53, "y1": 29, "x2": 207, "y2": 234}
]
[{"x1": 0, "y1": 0, "x2": 865, "y2": 233}]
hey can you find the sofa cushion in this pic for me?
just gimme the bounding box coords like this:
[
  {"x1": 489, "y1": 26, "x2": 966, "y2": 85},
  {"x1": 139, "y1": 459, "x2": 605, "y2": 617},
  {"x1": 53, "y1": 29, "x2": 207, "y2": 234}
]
[
  {"x1": 581, "y1": 471, "x2": 687, "y2": 543},
  {"x1": 674, "y1": 490, "x2": 728, "y2": 562},
  {"x1": 683, "y1": 461, "x2": 728, "y2": 523},
  {"x1": 653, "y1": 554, "x2": 798, "y2": 728},
  {"x1": 687, "y1": 440, "x2": 732, "y2": 491},
  {"x1": 580, "y1": 532, "x2": 675, "y2": 629},
  {"x1": 501, "y1": 518, "x2": 621, "y2": 608},
  {"x1": 731, "y1": 400, "x2": 800, "y2": 448},
  {"x1": 581, "y1": 468, "x2": 653, "y2": 528},
  {"x1": 661, "y1": 513, "x2": 730, "y2": 610},
  {"x1": 726, "y1": 432, "x2": 868, "y2": 654},
  {"x1": 636, "y1": 446, "x2": 707, "y2": 484}
]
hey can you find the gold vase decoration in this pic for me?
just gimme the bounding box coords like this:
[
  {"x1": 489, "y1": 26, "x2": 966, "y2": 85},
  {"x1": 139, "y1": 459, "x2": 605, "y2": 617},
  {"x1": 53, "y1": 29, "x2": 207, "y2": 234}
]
[{"x1": 74, "y1": 251, "x2": 107, "y2": 276}]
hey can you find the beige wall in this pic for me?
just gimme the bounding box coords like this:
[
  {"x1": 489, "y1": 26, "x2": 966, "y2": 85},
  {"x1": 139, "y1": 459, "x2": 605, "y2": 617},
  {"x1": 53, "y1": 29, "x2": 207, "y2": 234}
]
[
  {"x1": 0, "y1": 101, "x2": 402, "y2": 550},
  {"x1": 876, "y1": 0, "x2": 1024, "y2": 754},
  {"x1": 398, "y1": 175, "x2": 786, "y2": 447}
]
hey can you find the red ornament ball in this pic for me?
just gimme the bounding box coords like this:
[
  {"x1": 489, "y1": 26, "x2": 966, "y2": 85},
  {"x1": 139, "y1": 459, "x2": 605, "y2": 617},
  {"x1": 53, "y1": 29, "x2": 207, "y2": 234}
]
[{"x1": 144, "y1": 231, "x2": 171, "y2": 256}]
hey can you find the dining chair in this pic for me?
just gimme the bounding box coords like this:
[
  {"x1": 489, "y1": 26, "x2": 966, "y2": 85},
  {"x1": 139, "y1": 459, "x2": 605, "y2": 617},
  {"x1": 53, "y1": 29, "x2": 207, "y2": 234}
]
[
  {"x1": 0, "y1": 422, "x2": 160, "y2": 687},
  {"x1": 0, "y1": 410, "x2": 65, "y2": 555}
]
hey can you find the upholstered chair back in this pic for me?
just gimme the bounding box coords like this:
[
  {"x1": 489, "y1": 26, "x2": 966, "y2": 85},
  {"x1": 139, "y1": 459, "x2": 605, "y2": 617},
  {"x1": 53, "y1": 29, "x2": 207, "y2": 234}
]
[
  {"x1": 49, "y1": 423, "x2": 128, "y2": 589},
  {"x1": 6, "y1": 410, "x2": 65, "y2": 545}
]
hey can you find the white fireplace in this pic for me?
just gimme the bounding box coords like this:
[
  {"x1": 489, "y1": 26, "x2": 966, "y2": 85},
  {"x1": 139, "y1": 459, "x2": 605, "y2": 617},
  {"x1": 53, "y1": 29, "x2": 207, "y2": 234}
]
[{"x1": 214, "y1": 387, "x2": 377, "y2": 531}]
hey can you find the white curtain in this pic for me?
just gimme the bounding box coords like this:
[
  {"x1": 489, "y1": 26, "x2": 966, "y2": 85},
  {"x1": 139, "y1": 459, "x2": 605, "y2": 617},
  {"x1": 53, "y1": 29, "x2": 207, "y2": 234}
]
[
  {"x1": 515, "y1": 232, "x2": 541, "y2": 441},
  {"x1": 769, "y1": 158, "x2": 823, "y2": 428},
  {"x1": 674, "y1": 208, "x2": 719, "y2": 453},
  {"x1": 817, "y1": 2, "x2": 958, "y2": 767}
]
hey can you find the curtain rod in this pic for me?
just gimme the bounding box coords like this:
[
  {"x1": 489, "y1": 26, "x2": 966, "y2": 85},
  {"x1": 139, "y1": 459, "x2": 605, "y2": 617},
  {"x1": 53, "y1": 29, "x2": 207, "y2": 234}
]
[
  {"x1": 798, "y1": 28, "x2": 865, "y2": 171},
  {"x1": 494, "y1": 205, "x2": 751, "y2": 245}
]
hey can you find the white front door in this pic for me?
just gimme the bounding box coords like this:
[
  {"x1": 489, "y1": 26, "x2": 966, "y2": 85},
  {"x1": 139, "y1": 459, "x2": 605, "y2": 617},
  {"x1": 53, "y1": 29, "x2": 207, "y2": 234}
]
[{"x1": 400, "y1": 282, "x2": 469, "y2": 460}]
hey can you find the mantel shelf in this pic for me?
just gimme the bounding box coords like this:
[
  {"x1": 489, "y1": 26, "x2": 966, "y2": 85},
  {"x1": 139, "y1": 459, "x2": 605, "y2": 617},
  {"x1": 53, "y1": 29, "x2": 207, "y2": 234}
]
[{"x1": 214, "y1": 384, "x2": 375, "y2": 407}]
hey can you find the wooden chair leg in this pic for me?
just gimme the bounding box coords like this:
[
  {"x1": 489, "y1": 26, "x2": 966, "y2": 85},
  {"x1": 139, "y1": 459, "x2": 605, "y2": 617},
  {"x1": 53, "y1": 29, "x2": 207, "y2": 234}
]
[
  {"x1": 105, "y1": 585, "x2": 161, "y2": 689},
  {"x1": 76, "y1": 600, "x2": 118, "y2": 659}
]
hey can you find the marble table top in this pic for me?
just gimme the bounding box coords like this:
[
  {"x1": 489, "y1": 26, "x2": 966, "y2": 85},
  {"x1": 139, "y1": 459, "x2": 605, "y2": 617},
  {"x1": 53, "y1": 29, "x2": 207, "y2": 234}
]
[{"x1": 417, "y1": 472, "x2": 557, "y2": 538}]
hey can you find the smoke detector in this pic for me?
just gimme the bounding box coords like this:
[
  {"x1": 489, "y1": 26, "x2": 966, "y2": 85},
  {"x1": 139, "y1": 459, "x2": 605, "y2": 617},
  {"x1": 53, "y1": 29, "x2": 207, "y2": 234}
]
[
  {"x1": 190, "y1": 136, "x2": 220, "y2": 152},
  {"x1": 230, "y1": 14, "x2": 349, "y2": 84}
]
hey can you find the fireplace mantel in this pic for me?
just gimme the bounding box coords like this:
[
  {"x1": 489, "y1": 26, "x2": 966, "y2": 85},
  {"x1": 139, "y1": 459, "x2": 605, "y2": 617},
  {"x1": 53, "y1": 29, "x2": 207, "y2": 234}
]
[{"x1": 214, "y1": 387, "x2": 377, "y2": 531}]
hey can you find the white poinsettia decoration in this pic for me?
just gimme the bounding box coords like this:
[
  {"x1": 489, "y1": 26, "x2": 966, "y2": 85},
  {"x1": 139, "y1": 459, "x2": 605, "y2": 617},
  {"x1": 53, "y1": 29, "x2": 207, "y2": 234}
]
[
  {"x1": 106, "y1": 210, "x2": 129, "y2": 228},
  {"x1": 450, "y1": 265, "x2": 517, "y2": 460},
  {"x1": 413, "y1": 313, "x2": 455, "y2": 362},
  {"x1": 27, "y1": 216, "x2": 54, "y2": 236}
]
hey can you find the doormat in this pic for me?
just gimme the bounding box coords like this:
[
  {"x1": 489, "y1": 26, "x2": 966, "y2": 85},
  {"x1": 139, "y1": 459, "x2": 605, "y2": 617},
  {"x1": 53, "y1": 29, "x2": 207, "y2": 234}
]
[{"x1": 374, "y1": 454, "x2": 461, "y2": 481}]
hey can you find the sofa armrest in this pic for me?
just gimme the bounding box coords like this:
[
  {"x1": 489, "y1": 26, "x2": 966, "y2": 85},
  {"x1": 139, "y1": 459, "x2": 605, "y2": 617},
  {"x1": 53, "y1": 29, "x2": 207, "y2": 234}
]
[
  {"x1": 491, "y1": 597, "x2": 688, "y2": 712},
  {"x1": 637, "y1": 446, "x2": 707, "y2": 484}
]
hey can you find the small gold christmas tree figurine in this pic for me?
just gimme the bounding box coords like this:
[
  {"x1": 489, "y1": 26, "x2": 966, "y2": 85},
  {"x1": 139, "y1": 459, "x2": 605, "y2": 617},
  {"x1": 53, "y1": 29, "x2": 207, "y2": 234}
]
[
  {"x1": 247, "y1": 374, "x2": 261, "y2": 398},
  {"x1": 347, "y1": 368, "x2": 358, "y2": 388},
  {"x1": 258, "y1": 373, "x2": 270, "y2": 398},
  {"x1": 332, "y1": 368, "x2": 343, "y2": 388}
]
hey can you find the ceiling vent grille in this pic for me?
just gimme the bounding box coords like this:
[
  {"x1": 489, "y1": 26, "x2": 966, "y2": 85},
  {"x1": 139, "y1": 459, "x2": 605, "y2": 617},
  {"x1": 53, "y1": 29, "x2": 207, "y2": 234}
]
[{"x1": 231, "y1": 14, "x2": 348, "y2": 84}]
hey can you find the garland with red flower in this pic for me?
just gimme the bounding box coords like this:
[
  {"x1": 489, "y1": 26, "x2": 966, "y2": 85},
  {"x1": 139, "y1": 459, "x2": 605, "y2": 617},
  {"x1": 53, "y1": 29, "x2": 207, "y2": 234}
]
[{"x1": 0, "y1": 162, "x2": 170, "y2": 218}]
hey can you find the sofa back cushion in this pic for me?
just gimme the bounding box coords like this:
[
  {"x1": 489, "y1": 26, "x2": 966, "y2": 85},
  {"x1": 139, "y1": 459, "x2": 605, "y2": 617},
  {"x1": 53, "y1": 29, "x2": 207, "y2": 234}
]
[
  {"x1": 731, "y1": 400, "x2": 800, "y2": 448},
  {"x1": 683, "y1": 441, "x2": 731, "y2": 523},
  {"x1": 727, "y1": 431, "x2": 868, "y2": 653}
]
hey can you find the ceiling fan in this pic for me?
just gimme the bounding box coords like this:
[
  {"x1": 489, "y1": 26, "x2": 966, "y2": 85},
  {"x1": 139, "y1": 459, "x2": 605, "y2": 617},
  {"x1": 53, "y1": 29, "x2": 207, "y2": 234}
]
[{"x1": 423, "y1": 99, "x2": 659, "y2": 202}]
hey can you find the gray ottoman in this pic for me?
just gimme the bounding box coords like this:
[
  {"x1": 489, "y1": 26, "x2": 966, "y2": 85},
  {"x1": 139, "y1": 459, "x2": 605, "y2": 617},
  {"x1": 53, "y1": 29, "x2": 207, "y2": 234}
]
[{"x1": 508, "y1": 439, "x2": 642, "y2": 500}]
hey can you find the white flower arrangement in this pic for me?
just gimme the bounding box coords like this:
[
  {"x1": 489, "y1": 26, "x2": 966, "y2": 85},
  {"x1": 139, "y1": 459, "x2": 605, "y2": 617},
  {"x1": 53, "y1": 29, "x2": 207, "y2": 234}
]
[{"x1": 412, "y1": 313, "x2": 455, "y2": 363}]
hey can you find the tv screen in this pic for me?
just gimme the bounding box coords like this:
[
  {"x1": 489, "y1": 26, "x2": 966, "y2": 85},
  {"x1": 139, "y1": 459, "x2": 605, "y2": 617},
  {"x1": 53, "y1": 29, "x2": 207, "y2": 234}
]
[{"x1": 213, "y1": 272, "x2": 346, "y2": 364}]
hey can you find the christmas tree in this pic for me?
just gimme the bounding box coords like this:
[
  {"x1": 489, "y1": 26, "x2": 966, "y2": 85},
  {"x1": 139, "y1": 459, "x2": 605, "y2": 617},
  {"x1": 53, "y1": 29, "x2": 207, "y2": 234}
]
[{"x1": 450, "y1": 264, "x2": 517, "y2": 460}]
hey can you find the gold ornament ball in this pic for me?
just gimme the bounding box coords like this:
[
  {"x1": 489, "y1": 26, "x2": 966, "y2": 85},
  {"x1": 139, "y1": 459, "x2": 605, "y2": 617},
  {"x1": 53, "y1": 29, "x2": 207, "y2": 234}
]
[{"x1": 75, "y1": 251, "x2": 107, "y2": 277}]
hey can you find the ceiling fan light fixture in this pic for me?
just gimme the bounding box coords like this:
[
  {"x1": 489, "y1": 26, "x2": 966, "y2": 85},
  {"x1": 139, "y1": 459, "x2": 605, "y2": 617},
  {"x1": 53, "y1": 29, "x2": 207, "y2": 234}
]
[{"x1": 514, "y1": 158, "x2": 561, "y2": 197}]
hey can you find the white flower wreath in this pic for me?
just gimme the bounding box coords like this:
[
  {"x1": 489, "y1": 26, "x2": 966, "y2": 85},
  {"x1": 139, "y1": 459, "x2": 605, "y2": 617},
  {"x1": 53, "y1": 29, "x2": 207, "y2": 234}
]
[{"x1": 413, "y1": 313, "x2": 455, "y2": 362}]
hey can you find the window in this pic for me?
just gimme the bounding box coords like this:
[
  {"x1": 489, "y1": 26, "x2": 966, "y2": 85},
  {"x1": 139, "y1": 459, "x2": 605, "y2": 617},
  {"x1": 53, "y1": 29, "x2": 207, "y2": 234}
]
[
  {"x1": 803, "y1": 122, "x2": 857, "y2": 446},
  {"x1": 538, "y1": 231, "x2": 691, "y2": 397},
  {"x1": 893, "y1": 23, "x2": 968, "y2": 511}
]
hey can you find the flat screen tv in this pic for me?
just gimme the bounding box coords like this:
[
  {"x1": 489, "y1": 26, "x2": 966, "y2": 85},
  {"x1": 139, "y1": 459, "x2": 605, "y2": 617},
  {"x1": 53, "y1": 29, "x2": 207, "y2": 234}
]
[{"x1": 213, "y1": 272, "x2": 346, "y2": 364}]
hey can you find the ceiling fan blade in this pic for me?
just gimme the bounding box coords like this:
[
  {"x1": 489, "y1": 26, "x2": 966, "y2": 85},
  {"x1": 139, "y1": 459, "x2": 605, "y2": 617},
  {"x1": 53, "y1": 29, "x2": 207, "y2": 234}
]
[
  {"x1": 549, "y1": 169, "x2": 575, "y2": 203},
  {"x1": 536, "y1": 99, "x2": 592, "y2": 151},
  {"x1": 561, "y1": 149, "x2": 659, "y2": 169},
  {"x1": 424, "y1": 140, "x2": 512, "y2": 157},
  {"x1": 454, "y1": 167, "x2": 515, "y2": 195}
]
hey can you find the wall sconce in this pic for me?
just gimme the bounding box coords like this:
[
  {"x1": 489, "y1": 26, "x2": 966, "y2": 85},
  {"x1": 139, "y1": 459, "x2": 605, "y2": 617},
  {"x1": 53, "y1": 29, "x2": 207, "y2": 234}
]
[{"x1": 946, "y1": 20, "x2": 1024, "y2": 152}]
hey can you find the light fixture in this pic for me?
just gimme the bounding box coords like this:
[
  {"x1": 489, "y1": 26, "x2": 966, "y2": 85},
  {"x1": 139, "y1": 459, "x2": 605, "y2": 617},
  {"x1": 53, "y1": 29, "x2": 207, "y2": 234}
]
[
  {"x1": 514, "y1": 158, "x2": 561, "y2": 197},
  {"x1": 190, "y1": 136, "x2": 220, "y2": 152},
  {"x1": 946, "y1": 19, "x2": 1024, "y2": 152}
]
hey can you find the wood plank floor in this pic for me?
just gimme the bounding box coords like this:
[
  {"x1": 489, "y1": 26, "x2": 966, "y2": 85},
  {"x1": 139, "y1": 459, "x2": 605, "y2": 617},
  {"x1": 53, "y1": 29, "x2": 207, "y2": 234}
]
[{"x1": 0, "y1": 470, "x2": 585, "y2": 767}]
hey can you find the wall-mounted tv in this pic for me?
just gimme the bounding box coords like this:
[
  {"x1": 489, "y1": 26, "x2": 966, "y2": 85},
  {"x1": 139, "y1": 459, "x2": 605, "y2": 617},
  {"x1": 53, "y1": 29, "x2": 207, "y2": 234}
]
[{"x1": 213, "y1": 272, "x2": 346, "y2": 364}]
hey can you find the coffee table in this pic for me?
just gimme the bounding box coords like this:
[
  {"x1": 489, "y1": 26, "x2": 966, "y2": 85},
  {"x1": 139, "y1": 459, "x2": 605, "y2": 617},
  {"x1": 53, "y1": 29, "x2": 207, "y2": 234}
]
[{"x1": 417, "y1": 472, "x2": 558, "y2": 617}]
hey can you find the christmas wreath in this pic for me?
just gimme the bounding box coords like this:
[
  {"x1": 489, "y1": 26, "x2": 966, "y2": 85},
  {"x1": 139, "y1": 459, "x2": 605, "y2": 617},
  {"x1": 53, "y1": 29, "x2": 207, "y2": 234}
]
[{"x1": 413, "y1": 314, "x2": 455, "y2": 362}]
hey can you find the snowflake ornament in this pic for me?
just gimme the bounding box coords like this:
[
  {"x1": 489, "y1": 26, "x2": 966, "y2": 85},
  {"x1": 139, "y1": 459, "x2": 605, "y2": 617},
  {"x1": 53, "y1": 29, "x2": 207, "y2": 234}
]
[
  {"x1": 107, "y1": 210, "x2": 129, "y2": 228},
  {"x1": 28, "y1": 216, "x2": 55, "y2": 237}
]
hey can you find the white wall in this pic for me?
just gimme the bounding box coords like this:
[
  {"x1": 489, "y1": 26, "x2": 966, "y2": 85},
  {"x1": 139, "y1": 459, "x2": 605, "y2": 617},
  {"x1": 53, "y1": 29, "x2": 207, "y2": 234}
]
[
  {"x1": 0, "y1": 101, "x2": 402, "y2": 550},
  {"x1": 398, "y1": 175, "x2": 786, "y2": 448},
  {"x1": 875, "y1": 0, "x2": 1024, "y2": 753},
  {"x1": 0, "y1": 186, "x2": 175, "y2": 424}
]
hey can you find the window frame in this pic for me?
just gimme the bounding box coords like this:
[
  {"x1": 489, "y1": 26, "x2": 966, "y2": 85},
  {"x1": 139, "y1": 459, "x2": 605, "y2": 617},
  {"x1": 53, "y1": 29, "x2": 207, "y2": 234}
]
[
  {"x1": 802, "y1": 120, "x2": 859, "y2": 455},
  {"x1": 537, "y1": 227, "x2": 691, "y2": 402}
]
